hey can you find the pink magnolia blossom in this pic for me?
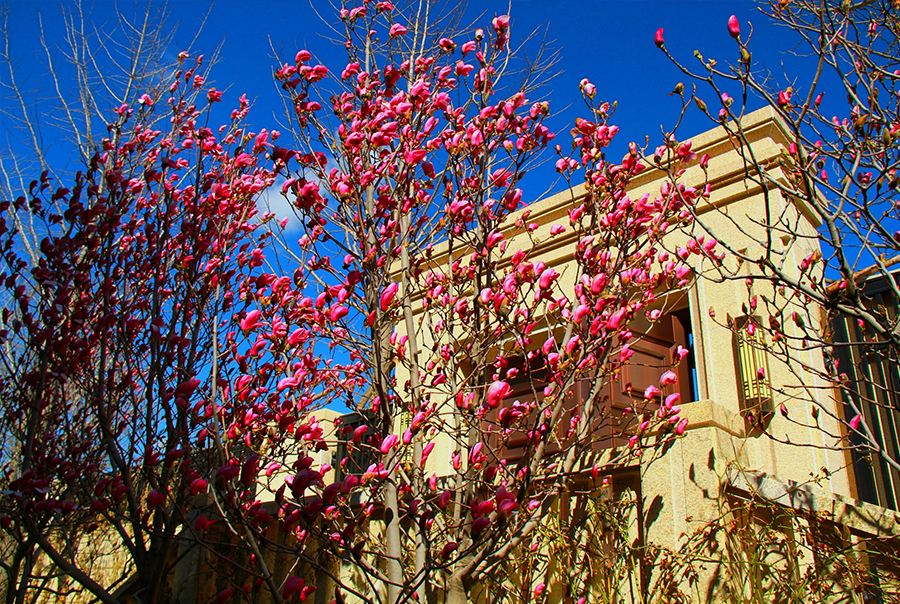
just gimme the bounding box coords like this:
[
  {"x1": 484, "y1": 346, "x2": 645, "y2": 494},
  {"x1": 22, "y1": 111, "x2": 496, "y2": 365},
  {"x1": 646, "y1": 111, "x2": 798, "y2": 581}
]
[
  {"x1": 240, "y1": 309, "x2": 262, "y2": 332},
  {"x1": 580, "y1": 78, "x2": 596, "y2": 97},
  {"x1": 389, "y1": 23, "x2": 407, "y2": 37},
  {"x1": 538, "y1": 268, "x2": 559, "y2": 289},
  {"x1": 606, "y1": 308, "x2": 628, "y2": 331},
  {"x1": 472, "y1": 500, "x2": 495, "y2": 516},
  {"x1": 849, "y1": 414, "x2": 862, "y2": 430},
  {"x1": 282, "y1": 576, "x2": 305, "y2": 599},
  {"x1": 676, "y1": 140, "x2": 696, "y2": 162},
  {"x1": 240, "y1": 454, "x2": 259, "y2": 487},
  {"x1": 675, "y1": 265, "x2": 692, "y2": 280},
  {"x1": 572, "y1": 304, "x2": 590, "y2": 323},
  {"x1": 503, "y1": 188, "x2": 522, "y2": 211},
  {"x1": 216, "y1": 464, "x2": 240, "y2": 483},
  {"x1": 778, "y1": 89, "x2": 792, "y2": 107},
  {"x1": 216, "y1": 590, "x2": 235, "y2": 604},
  {"x1": 486, "y1": 231, "x2": 504, "y2": 248},
  {"x1": 655, "y1": 28, "x2": 665, "y2": 48},
  {"x1": 364, "y1": 463, "x2": 390, "y2": 482},
  {"x1": 189, "y1": 478, "x2": 208, "y2": 496},
  {"x1": 353, "y1": 425, "x2": 368, "y2": 443},
  {"x1": 486, "y1": 381, "x2": 512, "y2": 408},
  {"x1": 380, "y1": 434, "x2": 400, "y2": 454},
  {"x1": 699, "y1": 153, "x2": 711, "y2": 169},
  {"x1": 147, "y1": 489, "x2": 165, "y2": 508},
  {"x1": 469, "y1": 442, "x2": 486, "y2": 464},
  {"x1": 575, "y1": 117, "x2": 597, "y2": 134},
  {"x1": 438, "y1": 37, "x2": 456, "y2": 52},
  {"x1": 380, "y1": 282, "x2": 399, "y2": 311},
  {"x1": 277, "y1": 377, "x2": 300, "y2": 392},
  {"x1": 728, "y1": 15, "x2": 741, "y2": 39},
  {"x1": 472, "y1": 516, "x2": 490, "y2": 536},
  {"x1": 405, "y1": 149, "x2": 427, "y2": 164},
  {"x1": 422, "y1": 442, "x2": 435, "y2": 466},
  {"x1": 542, "y1": 336, "x2": 556, "y2": 356},
  {"x1": 330, "y1": 305, "x2": 349, "y2": 322},
  {"x1": 664, "y1": 393, "x2": 681, "y2": 410}
]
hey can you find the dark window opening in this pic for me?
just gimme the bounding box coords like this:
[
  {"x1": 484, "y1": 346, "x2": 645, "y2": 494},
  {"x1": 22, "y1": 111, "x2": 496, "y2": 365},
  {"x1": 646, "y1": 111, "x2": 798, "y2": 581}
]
[
  {"x1": 831, "y1": 274, "x2": 900, "y2": 511},
  {"x1": 333, "y1": 412, "x2": 377, "y2": 482},
  {"x1": 483, "y1": 355, "x2": 551, "y2": 466}
]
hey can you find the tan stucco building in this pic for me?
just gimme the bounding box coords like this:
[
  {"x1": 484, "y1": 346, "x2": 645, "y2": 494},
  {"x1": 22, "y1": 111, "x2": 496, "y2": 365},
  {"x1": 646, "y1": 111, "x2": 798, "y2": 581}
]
[{"x1": 380, "y1": 106, "x2": 899, "y2": 601}]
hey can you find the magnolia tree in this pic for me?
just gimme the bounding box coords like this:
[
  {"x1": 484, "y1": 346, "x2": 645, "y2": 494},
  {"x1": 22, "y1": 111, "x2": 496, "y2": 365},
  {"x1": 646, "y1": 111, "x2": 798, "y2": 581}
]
[
  {"x1": 0, "y1": 7, "x2": 232, "y2": 600},
  {"x1": 0, "y1": 2, "x2": 719, "y2": 604},
  {"x1": 259, "y1": 3, "x2": 709, "y2": 603},
  {"x1": 0, "y1": 53, "x2": 293, "y2": 602},
  {"x1": 0, "y1": 1, "x2": 211, "y2": 268},
  {"x1": 655, "y1": 0, "x2": 900, "y2": 490}
]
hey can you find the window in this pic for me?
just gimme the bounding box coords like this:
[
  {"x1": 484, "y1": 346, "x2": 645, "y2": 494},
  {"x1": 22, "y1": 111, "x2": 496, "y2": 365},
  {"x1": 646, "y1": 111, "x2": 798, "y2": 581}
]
[
  {"x1": 485, "y1": 307, "x2": 697, "y2": 460},
  {"x1": 333, "y1": 412, "x2": 376, "y2": 481},
  {"x1": 831, "y1": 274, "x2": 900, "y2": 511},
  {"x1": 483, "y1": 356, "x2": 551, "y2": 465},
  {"x1": 600, "y1": 308, "x2": 696, "y2": 448}
]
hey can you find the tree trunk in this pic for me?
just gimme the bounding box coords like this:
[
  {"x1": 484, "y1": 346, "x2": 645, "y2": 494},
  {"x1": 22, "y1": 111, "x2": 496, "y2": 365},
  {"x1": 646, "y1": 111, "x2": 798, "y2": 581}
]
[
  {"x1": 384, "y1": 478, "x2": 403, "y2": 604},
  {"x1": 445, "y1": 574, "x2": 467, "y2": 604}
]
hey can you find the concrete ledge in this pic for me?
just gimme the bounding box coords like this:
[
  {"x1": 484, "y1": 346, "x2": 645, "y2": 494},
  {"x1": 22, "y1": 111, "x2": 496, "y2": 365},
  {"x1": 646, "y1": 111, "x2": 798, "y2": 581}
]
[
  {"x1": 727, "y1": 468, "x2": 900, "y2": 538},
  {"x1": 680, "y1": 398, "x2": 746, "y2": 438}
]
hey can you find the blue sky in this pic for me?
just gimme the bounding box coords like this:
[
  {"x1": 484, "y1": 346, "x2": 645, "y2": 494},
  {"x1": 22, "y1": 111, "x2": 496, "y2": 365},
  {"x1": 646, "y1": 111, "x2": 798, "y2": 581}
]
[{"x1": 1, "y1": 0, "x2": 807, "y2": 200}]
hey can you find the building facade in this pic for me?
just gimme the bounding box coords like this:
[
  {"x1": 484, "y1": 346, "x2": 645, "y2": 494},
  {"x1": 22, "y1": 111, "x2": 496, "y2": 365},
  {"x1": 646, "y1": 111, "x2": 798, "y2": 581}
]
[{"x1": 382, "y1": 106, "x2": 898, "y2": 601}]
